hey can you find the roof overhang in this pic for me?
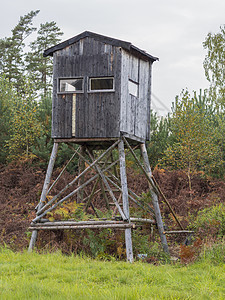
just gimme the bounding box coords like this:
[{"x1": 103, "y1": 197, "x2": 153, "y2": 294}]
[{"x1": 43, "y1": 31, "x2": 159, "y2": 62}]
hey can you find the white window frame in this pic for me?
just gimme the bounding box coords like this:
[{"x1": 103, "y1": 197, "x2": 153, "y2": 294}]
[
  {"x1": 58, "y1": 77, "x2": 84, "y2": 94},
  {"x1": 128, "y1": 79, "x2": 139, "y2": 98}
]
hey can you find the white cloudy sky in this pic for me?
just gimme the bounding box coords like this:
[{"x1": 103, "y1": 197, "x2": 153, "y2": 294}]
[{"x1": 1, "y1": 0, "x2": 225, "y2": 114}]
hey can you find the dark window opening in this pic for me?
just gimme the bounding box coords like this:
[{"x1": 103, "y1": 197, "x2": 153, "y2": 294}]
[{"x1": 89, "y1": 77, "x2": 114, "y2": 91}]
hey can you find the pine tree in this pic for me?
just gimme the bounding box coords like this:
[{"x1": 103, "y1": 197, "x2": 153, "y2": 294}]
[
  {"x1": 26, "y1": 21, "x2": 63, "y2": 96},
  {"x1": 0, "y1": 10, "x2": 39, "y2": 93}
]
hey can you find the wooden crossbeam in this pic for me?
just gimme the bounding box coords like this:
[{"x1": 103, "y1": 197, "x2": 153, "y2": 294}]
[
  {"x1": 31, "y1": 220, "x2": 130, "y2": 226},
  {"x1": 29, "y1": 223, "x2": 136, "y2": 230},
  {"x1": 130, "y1": 217, "x2": 155, "y2": 224}
]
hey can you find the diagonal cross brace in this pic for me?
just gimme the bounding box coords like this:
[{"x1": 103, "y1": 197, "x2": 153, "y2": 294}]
[
  {"x1": 85, "y1": 147, "x2": 127, "y2": 221},
  {"x1": 36, "y1": 140, "x2": 120, "y2": 216},
  {"x1": 32, "y1": 159, "x2": 120, "y2": 223}
]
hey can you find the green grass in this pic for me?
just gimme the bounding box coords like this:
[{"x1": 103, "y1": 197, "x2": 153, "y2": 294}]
[{"x1": 0, "y1": 248, "x2": 224, "y2": 300}]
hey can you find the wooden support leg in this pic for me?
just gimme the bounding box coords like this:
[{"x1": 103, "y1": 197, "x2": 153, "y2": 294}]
[
  {"x1": 118, "y1": 139, "x2": 134, "y2": 263},
  {"x1": 111, "y1": 152, "x2": 119, "y2": 179},
  {"x1": 140, "y1": 143, "x2": 169, "y2": 255},
  {"x1": 77, "y1": 145, "x2": 85, "y2": 203},
  {"x1": 28, "y1": 142, "x2": 58, "y2": 252}
]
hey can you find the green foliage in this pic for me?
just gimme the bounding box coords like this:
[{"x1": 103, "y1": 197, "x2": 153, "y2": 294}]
[
  {"x1": 161, "y1": 89, "x2": 224, "y2": 178},
  {"x1": 83, "y1": 229, "x2": 115, "y2": 258},
  {"x1": 26, "y1": 21, "x2": 63, "y2": 96},
  {"x1": 30, "y1": 135, "x2": 53, "y2": 168},
  {"x1": 36, "y1": 94, "x2": 52, "y2": 135},
  {"x1": 203, "y1": 25, "x2": 225, "y2": 105},
  {"x1": 147, "y1": 110, "x2": 171, "y2": 168},
  {"x1": 190, "y1": 204, "x2": 225, "y2": 238},
  {"x1": 0, "y1": 75, "x2": 16, "y2": 163},
  {"x1": 6, "y1": 80, "x2": 42, "y2": 161},
  {"x1": 132, "y1": 230, "x2": 169, "y2": 263},
  {"x1": 0, "y1": 12, "x2": 63, "y2": 166},
  {"x1": 47, "y1": 202, "x2": 87, "y2": 222}
]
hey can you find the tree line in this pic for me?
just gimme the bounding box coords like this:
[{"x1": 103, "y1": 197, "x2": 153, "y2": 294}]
[
  {"x1": 0, "y1": 11, "x2": 225, "y2": 179},
  {"x1": 0, "y1": 10, "x2": 77, "y2": 170}
]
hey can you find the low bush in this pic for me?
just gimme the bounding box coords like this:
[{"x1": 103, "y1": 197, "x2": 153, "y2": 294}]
[{"x1": 190, "y1": 203, "x2": 225, "y2": 238}]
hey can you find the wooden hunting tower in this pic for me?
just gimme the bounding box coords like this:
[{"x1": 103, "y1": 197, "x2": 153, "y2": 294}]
[
  {"x1": 43, "y1": 31, "x2": 158, "y2": 143},
  {"x1": 29, "y1": 32, "x2": 182, "y2": 262}
]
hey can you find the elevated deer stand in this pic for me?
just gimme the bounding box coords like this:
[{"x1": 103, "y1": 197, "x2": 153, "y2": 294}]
[
  {"x1": 29, "y1": 137, "x2": 170, "y2": 262},
  {"x1": 29, "y1": 31, "x2": 181, "y2": 261}
]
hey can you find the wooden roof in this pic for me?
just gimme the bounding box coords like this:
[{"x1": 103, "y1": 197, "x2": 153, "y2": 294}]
[{"x1": 43, "y1": 31, "x2": 158, "y2": 62}]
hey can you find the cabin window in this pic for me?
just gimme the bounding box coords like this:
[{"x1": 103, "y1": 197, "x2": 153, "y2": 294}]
[
  {"x1": 59, "y1": 78, "x2": 83, "y2": 93},
  {"x1": 89, "y1": 77, "x2": 114, "y2": 92},
  {"x1": 128, "y1": 79, "x2": 138, "y2": 98}
]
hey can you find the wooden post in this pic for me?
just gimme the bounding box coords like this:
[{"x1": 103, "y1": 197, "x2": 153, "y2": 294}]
[
  {"x1": 140, "y1": 143, "x2": 169, "y2": 255},
  {"x1": 28, "y1": 142, "x2": 58, "y2": 252},
  {"x1": 77, "y1": 145, "x2": 85, "y2": 202},
  {"x1": 118, "y1": 139, "x2": 134, "y2": 263}
]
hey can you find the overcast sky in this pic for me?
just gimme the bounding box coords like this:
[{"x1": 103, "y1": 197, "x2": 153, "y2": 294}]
[{"x1": 1, "y1": 0, "x2": 225, "y2": 114}]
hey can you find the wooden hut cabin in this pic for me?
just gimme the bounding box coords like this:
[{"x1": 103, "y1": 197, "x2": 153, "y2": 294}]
[
  {"x1": 29, "y1": 33, "x2": 173, "y2": 259},
  {"x1": 44, "y1": 31, "x2": 158, "y2": 144}
]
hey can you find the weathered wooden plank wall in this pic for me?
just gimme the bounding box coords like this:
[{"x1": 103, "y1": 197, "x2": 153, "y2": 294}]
[
  {"x1": 135, "y1": 59, "x2": 150, "y2": 140},
  {"x1": 52, "y1": 37, "x2": 121, "y2": 139},
  {"x1": 120, "y1": 49, "x2": 151, "y2": 141},
  {"x1": 52, "y1": 36, "x2": 152, "y2": 142}
]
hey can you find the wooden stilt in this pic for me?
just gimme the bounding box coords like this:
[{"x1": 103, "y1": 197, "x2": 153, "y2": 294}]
[
  {"x1": 77, "y1": 145, "x2": 85, "y2": 202},
  {"x1": 118, "y1": 139, "x2": 134, "y2": 263},
  {"x1": 28, "y1": 142, "x2": 59, "y2": 252},
  {"x1": 140, "y1": 143, "x2": 170, "y2": 255}
]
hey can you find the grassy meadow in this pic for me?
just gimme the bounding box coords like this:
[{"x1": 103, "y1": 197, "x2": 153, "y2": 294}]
[{"x1": 0, "y1": 247, "x2": 224, "y2": 300}]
